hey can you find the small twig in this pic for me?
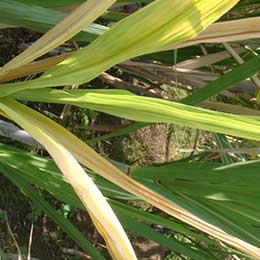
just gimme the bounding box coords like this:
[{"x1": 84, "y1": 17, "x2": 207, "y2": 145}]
[
  {"x1": 189, "y1": 130, "x2": 200, "y2": 158},
  {"x1": 60, "y1": 84, "x2": 79, "y2": 119},
  {"x1": 199, "y1": 44, "x2": 216, "y2": 73},
  {"x1": 123, "y1": 60, "x2": 219, "y2": 77},
  {"x1": 165, "y1": 124, "x2": 174, "y2": 162},
  {"x1": 118, "y1": 63, "x2": 219, "y2": 91},
  {"x1": 27, "y1": 224, "x2": 34, "y2": 260},
  {"x1": 223, "y1": 42, "x2": 260, "y2": 89},
  {"x1": 4, "y1": 212, "x2": 22, "y2": 260},
  {"x1": 99, "y1": 72, "x2": 162, "y2": 98},
  {"x1": 176, "y1": 46, "x2": 246, "y2": 70},
  {"x1": 61, "y1": 247, "x2": 93, "y2": 260},
  {"x1": 250, "y1": 98, "x2": 260, "y2": 110}
]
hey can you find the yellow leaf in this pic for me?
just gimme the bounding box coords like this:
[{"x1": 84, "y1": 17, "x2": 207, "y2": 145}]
[
  {"x1": 1, "y1": 0, "x2": 115, "y2": 73},
  {"x1": 0, "y1": 98, "x2": 137, "y2": 260}
]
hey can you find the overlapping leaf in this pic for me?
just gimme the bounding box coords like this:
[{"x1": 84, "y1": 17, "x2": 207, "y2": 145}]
[
  {"x1": 1, "y1": 0, "x2": 116, "y2": 72},
  {"x1": 0, "y1": 0, "x2": 107, "y2": 41},
  {"x1": 0, "y1": 162, "x2": 105, "y2": 260},
  {"x1": 0, "y1": 98, "x2": 137, "y2": 260},
  {"x1": 0, "y1": 98, "x2": 259, "y2": 259},
  {"x1": 0, "y1": 144, "x2": 221, "y2": 259},
  {"x1": 1, "y1": 143, "x2": 259, "y2": 259},
  {"x1": 0, "y1": 0, "x2": 239, "y2": 95},
  {"x1": 12, "y1": 88, "x2": 260, "y2": 141}
]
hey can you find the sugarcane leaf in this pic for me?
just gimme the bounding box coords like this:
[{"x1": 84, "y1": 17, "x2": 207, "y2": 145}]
[
  {"x1": 0, "y1": 162, "x2": 105, "y2": 260},
  {"x1": 0, "y1": 98, "x2": 137, "y2": 260},
  {"x1": 0, "y1": 99, "x2": 259, "y2": 259},
  {"x1": 1, "y1": 0, "x2": 116, "y2": 72},
  {"x1": 12, "y1": 88, "x2": 260, "y2": 141},
  {"x1": 0, "y1": 0, "x2": 106, "y2": 42},
  {"x1": 0, "y1": 0, "x2": 239, "y2": 96},
  {"x1": 182, "y1": 55, "x2": 260, "y2": 105},
  {"x1": 0, "y1": 143, "x2": 224, "y2": 259}
]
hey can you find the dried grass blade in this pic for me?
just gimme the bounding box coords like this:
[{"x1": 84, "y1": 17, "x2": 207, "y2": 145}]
[{"x1": 170, "y1": 17, "x2": 260, "y2": 49}]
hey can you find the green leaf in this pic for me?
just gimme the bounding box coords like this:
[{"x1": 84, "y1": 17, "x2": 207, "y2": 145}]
[
  {"x1": 14, "y1": 0, "x2": 152, "y2": 8},
  {"x1": 0, "y1": 143, "x2": 135, "y2": 201},
  {"x1": 213, "y1": 133, "x2": 234, "y2": 164},
  {"x1": 132, "y1": 161, "x2": 260, "y2": 246},
  {"x1": 41, "y1": 0, "x2": 240, "y2": 84},
  {"x1": 12, "y1": 88, "x2": 260, "y2": 141},
  {"x1": 182, "y1": 55, "x2": 260, "y2": 105},
  {"x1": 0, "y1": 0, "x2": 238, "y2": 96},
  {"x1": 0, "y1": 144, "x2": 219, "y2": 259},
  {"x1": 0, "y1": 0, "x2": 106, "y2": 42},
  {"x1": 1, "y1": 143, "x2": 256, "y2": 259},
  {"x1": 0, "y1": 248, "x2": 7, "y2": 260},
  {"x1": 12, "y1": 0, "x2": 85, "y2": 8},
  {"x1": 0, "y1": 162, "x2": 105, "y2": 260},
  {"x1": 1, "y1": 0, "x2": 115, "y2": 73},
  {"x1": 0, "y1": 98, "x2": 137, "y2": 260},
  {"x1": 118, "y1": 215, "x2": 215, "y2": 260}
]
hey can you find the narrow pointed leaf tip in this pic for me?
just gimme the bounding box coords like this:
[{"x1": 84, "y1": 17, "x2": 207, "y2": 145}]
[{"x1": 0, "y1": 98, "x2": 137, "y2": 260}]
